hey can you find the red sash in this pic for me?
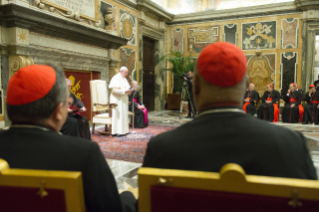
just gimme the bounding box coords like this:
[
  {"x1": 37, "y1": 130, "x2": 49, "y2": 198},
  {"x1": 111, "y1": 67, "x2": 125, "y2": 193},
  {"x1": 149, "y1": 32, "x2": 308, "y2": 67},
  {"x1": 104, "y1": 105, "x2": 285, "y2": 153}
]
[
  {"x1": 311, "y1": 100, "x2": 319, "y2": 104},
  {"x1": 243, "y1": 98, "x2": 251, "y2": 113},
  {"x1": 299, "y1": 104, "x2": 304, "y2": 122},
  {"x1": 267, "y1": 98, "x2": 279, "y2": 122},
  {"x1": 289, "y1": 98, "x2": 297, "y2": 103}
]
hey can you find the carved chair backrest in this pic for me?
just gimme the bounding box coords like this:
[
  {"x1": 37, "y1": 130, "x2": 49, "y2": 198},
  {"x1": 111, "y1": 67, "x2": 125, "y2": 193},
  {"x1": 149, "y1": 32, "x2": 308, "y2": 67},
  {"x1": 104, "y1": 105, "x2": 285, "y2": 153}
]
[{"x1": 90, "y1": 80, "x2": 109, "y2": 112}]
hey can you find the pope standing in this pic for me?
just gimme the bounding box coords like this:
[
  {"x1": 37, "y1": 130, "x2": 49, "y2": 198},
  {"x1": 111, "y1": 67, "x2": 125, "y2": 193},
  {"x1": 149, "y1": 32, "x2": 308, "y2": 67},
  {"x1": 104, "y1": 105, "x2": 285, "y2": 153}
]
[{"x1": 109, "y1": 66, "x2": 131, "y2": 135}]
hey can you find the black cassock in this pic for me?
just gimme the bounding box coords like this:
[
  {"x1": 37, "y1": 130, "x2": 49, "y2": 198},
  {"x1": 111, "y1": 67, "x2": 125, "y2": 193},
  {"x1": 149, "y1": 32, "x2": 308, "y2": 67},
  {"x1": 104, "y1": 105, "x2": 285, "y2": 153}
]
[
  {"x1": 303, "y1": 91, "x2": 319, "y2": 124},
  {"x1": 282, "y1": 91, "x2": 301, "y2": 123},
  {"x1": 243, "y1": 90, "x2": 259, "y2": 115},
  {"x1": 0, "y1": 126, "x2": 136, "y2": 212},
  {"x1": 60, "y1": 92, "x2": 91, "y2": 140},
  {"x1": 257, "y1": 90, "x2": 280, "y2": 122},
  {"x1": 314, "y1": 79, "x2": 319, "y2": 90},
  {"x1": 129, "y1": 91, "x2": 147, "y2": 128}
]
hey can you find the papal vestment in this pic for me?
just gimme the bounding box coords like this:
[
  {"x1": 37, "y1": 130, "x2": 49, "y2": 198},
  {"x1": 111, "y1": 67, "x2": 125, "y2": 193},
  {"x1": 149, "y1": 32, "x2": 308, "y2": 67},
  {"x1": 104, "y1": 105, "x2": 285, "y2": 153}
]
[{"x1": 109, "y1": 73, "x2": 130, "y2": 135}]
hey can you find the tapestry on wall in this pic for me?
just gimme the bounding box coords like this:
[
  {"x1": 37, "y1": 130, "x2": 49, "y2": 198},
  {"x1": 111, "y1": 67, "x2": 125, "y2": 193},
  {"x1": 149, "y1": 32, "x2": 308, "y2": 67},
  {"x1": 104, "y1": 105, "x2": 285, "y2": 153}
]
[
  {"x1": 64, "y1": 71, "x2": 99, "y2": 121},
  {"x1": 246, "y1": 54, "x2": 276, "y2": 96},
  {"x1": 188, "y1": 26, "x2": 219, "y2": 53},
  {"x1": 172, "y1": 28, "x2": 184, "y2": 53},
  {"x1": 120, "y1": 10, "x2": 137, "y2": 46},
  {"x1": 281, "y1": 18, "x2": 299, "y2": 49},
  {"x1": 120, "y1": 48, "x2": 136, "y2": 84},
  {"x1": 242, "y1": 21, "x2": 276, "y2": 50},
  {"x1": 281, "y1": 52, "x2": 297, "y2": 96},
  {"x1": 224, "y1": 24, "x2": 237, "y2": 45}
]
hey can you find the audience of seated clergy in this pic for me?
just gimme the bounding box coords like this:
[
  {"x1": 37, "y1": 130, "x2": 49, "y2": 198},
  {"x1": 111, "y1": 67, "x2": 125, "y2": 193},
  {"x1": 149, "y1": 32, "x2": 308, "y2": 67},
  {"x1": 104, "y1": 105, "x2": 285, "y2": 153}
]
[
  {"x1": 60, "y1": 79, "x2": 91, "y2": 140},
  {"x1": 0, "y1": 64, "x2": 136, "y2": 212},
  {"x1": 129, "y1": 81, "x2": 148, "y2": 128},
  {"x1": 142, "y1": 42, "x2": 317, "y2": 179},
  {"x1": 303, "y1": 84, "x2": 319, "y2": 124},
  {"x1": 295, "y1": 82, "x2": 304, "y2": 122},
  {"x1": 257, "y1": 84, "x2": 280, "y2": 122},
  {"x1": 282, "y1": 83, "x2": 303, "y2": 123},
  {"x1": 243, "y1": 83, "x2": 259, "y2": 115}
]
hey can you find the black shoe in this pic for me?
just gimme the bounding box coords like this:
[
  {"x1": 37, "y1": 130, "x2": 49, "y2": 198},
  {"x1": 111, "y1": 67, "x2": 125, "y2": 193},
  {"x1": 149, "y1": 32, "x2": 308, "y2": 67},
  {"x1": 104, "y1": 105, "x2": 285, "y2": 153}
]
[
  {"x1": 302, "y1": 121, "x2": 308, "y2": 124},
  {"x1": 186, "y1": 116, "x2": 192, "y2": 118}
]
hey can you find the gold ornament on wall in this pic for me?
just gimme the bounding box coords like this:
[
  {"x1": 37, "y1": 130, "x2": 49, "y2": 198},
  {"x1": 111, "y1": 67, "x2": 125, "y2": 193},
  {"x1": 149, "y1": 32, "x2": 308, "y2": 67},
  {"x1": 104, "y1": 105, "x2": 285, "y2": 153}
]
[
  {"x1": 9, "y1": 55, "x2": 34, "y2": 79},
  {"x1": 123, "y1": 19, "x2": 133, "y2": 38},
  {"x1": 105, "y1": 7, "x2": 115, "y2": 30}
]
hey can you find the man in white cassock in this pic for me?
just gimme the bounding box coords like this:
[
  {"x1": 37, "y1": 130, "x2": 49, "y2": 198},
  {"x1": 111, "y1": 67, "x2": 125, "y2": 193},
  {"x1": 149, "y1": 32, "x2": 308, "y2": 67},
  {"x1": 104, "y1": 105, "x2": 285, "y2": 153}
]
[{"x1": 109, "y1": 66, "x2": 131, "y2": 135}]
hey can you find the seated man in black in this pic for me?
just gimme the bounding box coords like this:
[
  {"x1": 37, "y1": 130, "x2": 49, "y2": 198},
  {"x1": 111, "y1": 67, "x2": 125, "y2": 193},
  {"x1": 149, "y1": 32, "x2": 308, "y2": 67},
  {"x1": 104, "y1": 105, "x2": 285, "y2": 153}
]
[
  {"x1": 0, "y1": 64, "x2": 136, "y2": 212},
  {"x1": 303, "y1": 84, "x2": 319, "y2": 124},
  {"x1": 243, "y1": 83, "x2": 259, "y2": 115},
  {"x1": 60, "y1": 79, "x2": 91, "y2": 140},
  {"x1": 282, "y1": 83, "x2": 302, "y2": 123},
  {"x1": 143, "y1": 42, "x2": 317, "y2": 180},
  {"x1": 257, "y1": 84, "x2": 280, "y2": 122},
  {"x1": 129, "y1": 81, "x2": 148, "y2": 128}
]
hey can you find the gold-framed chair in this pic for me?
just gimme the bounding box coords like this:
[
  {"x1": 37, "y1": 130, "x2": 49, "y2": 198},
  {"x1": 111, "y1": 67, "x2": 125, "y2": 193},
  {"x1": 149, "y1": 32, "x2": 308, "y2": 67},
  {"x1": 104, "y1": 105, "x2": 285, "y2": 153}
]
[
  {"x1": 90, "y1": 80, "x2": 117, "y2": 135},
  {"x1": 0, "y1": 159, "x2": 85, "y2": 212},
  {"x1": 138, "y1": 164, "x2": 319, "y2": 212}
]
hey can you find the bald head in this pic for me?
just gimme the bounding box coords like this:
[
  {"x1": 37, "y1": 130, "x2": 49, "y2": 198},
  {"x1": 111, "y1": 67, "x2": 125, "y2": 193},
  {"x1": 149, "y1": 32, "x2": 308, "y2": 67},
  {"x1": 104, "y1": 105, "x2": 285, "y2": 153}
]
[
  {"x1": 193, "y1": 60, "x2": 247, "y2": 112},
  {"x1": 248, "y1": 83, "x2": 254, "y2": 91}
]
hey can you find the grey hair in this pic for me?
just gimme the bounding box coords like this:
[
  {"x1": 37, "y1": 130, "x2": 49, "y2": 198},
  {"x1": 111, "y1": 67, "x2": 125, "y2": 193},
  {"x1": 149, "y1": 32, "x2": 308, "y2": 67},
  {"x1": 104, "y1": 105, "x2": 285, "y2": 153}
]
[
  {"x1": 66, "y1": 79, "x2": 72, "y2": 83},
  {"x1": 120, "y1": 66, "x2": 128, "y2": 72},
  {"x1": 249, "y1": 83, "x2": 255, "y2": 87},
  {"x1": 7, "y1": 64, "x2": 68, "y2": 125}
]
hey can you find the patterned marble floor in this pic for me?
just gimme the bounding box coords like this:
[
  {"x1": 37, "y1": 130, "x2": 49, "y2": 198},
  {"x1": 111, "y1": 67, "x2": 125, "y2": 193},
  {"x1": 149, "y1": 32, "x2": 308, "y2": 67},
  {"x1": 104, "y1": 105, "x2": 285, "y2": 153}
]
[{"x1": 107, "y1": 110, "x2": 319, "y2": 197}]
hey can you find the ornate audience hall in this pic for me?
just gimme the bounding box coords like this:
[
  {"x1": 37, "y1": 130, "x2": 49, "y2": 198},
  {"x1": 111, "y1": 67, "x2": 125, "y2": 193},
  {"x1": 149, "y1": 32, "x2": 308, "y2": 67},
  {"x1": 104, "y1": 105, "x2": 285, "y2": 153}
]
[{"x1": 2, "y1": 0, "x2": 319, "y2": 211}]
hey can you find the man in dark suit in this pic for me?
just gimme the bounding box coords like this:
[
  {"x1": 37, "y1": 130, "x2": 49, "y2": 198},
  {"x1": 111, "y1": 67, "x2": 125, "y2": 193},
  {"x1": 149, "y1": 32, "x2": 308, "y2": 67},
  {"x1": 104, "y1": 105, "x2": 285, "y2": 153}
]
[
  {"x1": 184, "y1": 71, "x2": 196, "y2": 118},
  {"x1": 0, "y1": 64, "x2": 136, "y2": 212},
  {"x1": 143, "y1": 42, "x2": 317, "y2": 180},
  {"x1": 314, "y1": 75, "x2": 319, "y2": 91}
]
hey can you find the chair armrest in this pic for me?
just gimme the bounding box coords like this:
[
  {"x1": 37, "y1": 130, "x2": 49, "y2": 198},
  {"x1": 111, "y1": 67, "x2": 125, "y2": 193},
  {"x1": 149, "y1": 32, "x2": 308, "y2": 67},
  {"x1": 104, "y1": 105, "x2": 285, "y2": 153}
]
[{"x1": 94, "y1": 103, "x2": 118, "y2": 108}]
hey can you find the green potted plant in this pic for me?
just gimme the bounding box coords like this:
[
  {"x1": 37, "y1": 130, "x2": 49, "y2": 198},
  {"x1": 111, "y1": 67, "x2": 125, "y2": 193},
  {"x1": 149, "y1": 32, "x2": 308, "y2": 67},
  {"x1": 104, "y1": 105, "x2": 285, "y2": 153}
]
[
  {"x1": 160, "y1": 51, "x2": 195, "y2": 110},
  {"x1": 160, "y1": 51, "x2": 195, "y2": 93}
]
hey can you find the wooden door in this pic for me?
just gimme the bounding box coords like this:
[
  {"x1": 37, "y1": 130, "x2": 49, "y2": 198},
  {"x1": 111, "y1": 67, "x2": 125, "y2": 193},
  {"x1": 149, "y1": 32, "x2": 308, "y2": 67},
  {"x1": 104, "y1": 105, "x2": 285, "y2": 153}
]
[{"x1": 143, "y1": 37, "x2": 155, "y2": 111}]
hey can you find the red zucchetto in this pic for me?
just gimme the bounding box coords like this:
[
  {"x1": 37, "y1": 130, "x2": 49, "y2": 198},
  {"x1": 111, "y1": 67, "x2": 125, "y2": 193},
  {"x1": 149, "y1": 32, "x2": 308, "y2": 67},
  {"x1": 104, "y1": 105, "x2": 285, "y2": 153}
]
[
  {"x1": 197, "y1": 42, "x2": 247, "y2": 87},
  {"x1": 309, "y1": 84, "x2": 315, "y2": 88},
  {"x1": 7, "y1": 65, "x2": 56, "y2": 105},
  {"x1": 269, "y1": 84, "x2": 274, "y2": 88}
]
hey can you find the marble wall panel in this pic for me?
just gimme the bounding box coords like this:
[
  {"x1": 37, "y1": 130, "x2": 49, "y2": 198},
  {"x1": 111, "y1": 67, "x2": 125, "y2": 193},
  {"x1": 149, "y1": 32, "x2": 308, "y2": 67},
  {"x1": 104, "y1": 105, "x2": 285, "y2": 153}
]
[
  {"x1": 188, "y1": 26, "x2": 219, "y2": 53},
  {"x1": 120, "y1": 48, "x2": 136, "y2": 84},
  {"x1": 247, "y1": 54, "x2": 276, "y2": 96},
  {"x1": 171, "y1": 28, "x2": 184, "y2": 53},
  {"x1": 242, "y1": 21, "x2": 276, "y2": 50},
  {"x1": 120, "y1": 10, "x2": 137, "y2": 46},
  {"x1": 223, "y1": 24, "x2": 237, "y2": 45},
  {"x1": 281, "y1": 18, "x2": 299, "y2": 49},
  {"x1": 281, "y1": 52, "x2": 297, "y2": 95}
]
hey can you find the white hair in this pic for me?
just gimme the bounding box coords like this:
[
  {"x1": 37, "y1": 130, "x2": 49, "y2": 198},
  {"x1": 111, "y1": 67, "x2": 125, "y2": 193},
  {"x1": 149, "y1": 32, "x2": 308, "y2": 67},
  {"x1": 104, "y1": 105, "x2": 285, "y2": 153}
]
[
  {"x1": 249, "y1": 83, "x2": 255, "y2": 88},
  {"x1": 120, "y1": 66, "x2": 128, "y2": 72}
]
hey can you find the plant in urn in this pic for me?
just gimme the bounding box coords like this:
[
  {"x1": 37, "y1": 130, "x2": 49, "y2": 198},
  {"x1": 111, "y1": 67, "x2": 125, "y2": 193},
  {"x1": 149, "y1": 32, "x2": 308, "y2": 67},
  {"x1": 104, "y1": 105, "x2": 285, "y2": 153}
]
[{"x1": 105, "y1": 7, "x2": 115, "y2": 30}]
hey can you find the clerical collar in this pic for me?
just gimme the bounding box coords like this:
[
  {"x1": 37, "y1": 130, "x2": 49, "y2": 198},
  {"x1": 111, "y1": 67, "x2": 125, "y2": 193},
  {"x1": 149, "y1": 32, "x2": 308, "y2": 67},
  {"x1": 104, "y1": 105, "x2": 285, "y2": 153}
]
[
  {"x1": 198, "y1": 103, "x2": 244, "y2": 117},
  {"x1": 10, "y1": 124, "x2": 61, "y2": 134}
]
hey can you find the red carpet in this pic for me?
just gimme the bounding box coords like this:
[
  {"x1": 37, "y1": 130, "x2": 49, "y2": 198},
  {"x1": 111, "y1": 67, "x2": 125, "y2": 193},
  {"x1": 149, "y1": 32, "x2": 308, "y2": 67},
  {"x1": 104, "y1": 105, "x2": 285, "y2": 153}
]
[{"x1": 92, "y1": 124, "x2": 176, "y2": 163}]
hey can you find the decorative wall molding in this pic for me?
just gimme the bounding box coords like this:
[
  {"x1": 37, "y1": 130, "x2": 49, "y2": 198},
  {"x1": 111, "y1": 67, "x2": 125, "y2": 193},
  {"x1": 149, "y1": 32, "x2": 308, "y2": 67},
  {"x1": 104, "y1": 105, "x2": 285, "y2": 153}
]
[
  {"x1": 295, "y1": 0, "x2": 319, "y2": 11},
  {"x1": 139, "y1": 20, "x2": 164, "y2": 40},
  {"x1": 33, "y1": 0, "x2": 101, "y2": 27},
  {"x1": 170, "y1": 2, "x2": 299, "y2": 25},
  {"x1": 136, "y1": 0, "x2": 174, "y2": 23},
  {"x1": 0, "y1": 4, "x2": 128, "y2": 50},
  {"x1": 9, "y1": 55, "x2": 34, "y2": 79}
]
